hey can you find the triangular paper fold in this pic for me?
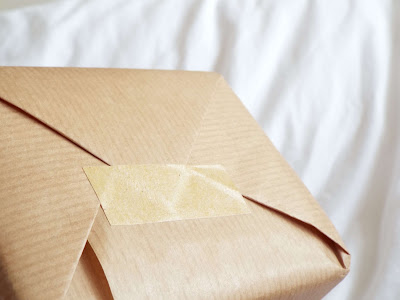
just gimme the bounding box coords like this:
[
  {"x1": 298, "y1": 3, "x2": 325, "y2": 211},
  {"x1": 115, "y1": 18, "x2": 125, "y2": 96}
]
[{"x1": 0, "y1": 100, "x2": 101, "y2": 299}]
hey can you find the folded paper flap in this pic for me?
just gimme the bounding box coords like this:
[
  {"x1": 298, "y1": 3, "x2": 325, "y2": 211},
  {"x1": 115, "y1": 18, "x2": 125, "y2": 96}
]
[
  {"x1": 0, "y1": 67, "x2": 221, "y2": 165},
  {"x1": 186, "y1": 77, "x2": 348, "y2": 255},
  {"x1": 0, "y1": 67, "x2": 347, "y2": 256},
  {"x1": 0, "y1": 99, "x2": 101, "y2": 299}
]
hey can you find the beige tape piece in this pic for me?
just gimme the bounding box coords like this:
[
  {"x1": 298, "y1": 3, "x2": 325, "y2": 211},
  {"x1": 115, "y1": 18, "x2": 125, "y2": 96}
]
[{"x1": 83, "y1": 164, "x2": 251, "y2": 225}]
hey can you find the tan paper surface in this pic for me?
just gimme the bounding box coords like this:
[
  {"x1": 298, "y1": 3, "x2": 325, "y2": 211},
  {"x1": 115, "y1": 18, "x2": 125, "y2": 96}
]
[
  {"x1": 83, "y1": 164, "x2": 250, "y2": 225},
  {"x1": 0, "y1": 67, "x2": 350, "y2": 299}
]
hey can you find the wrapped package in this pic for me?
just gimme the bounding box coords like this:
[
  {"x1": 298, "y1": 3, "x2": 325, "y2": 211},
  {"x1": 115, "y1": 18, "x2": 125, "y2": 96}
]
[{"x1": 0, "y1": 67, "x2": 349, "y2": 299}]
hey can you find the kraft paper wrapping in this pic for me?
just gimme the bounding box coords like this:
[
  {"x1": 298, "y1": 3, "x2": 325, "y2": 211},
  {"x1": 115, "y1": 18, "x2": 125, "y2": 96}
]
[{"x1": 0, "y1": 67, "x2": 350, "y2": 300}]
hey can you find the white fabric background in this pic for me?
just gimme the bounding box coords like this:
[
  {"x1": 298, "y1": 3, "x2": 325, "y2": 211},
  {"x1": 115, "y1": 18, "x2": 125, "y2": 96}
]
[{"x1": 0, "y1": 1, "x2": 399, "y2": 299}]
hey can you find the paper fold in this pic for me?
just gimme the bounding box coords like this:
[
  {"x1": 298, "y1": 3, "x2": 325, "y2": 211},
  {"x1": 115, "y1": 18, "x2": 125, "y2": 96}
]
[{"x1": 0, "y1": 98, "x2": 101, "y2": 299}]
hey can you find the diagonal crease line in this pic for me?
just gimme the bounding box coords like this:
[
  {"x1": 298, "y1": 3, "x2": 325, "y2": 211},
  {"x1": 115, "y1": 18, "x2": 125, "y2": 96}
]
[
  {"x1": 62, "y1": 206, "x2": 100, "y2": 298},
  {"x1": 244, "y1": 196, "x2": 349, "y2": 270},
  {"x1": 185, "y1": 74, "x2": 225, "y2": 164},
  {"x1": 0, "y1": 97, "x2": 111, "y2": 166},
  {"x1": 243, "y1": 194, "x2": 350, "y2": 258}
]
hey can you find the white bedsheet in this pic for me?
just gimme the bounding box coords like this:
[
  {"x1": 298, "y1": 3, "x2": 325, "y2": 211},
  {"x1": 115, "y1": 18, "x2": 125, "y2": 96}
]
[{"x1": 1, "y1": 1, "x2": 399, "y2": 299}]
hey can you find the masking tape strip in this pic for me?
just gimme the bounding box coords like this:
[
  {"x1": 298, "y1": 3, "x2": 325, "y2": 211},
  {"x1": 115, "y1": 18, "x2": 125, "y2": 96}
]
[{"x1": 83, "y1": 165, "x2": 251, "y2": 225}]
